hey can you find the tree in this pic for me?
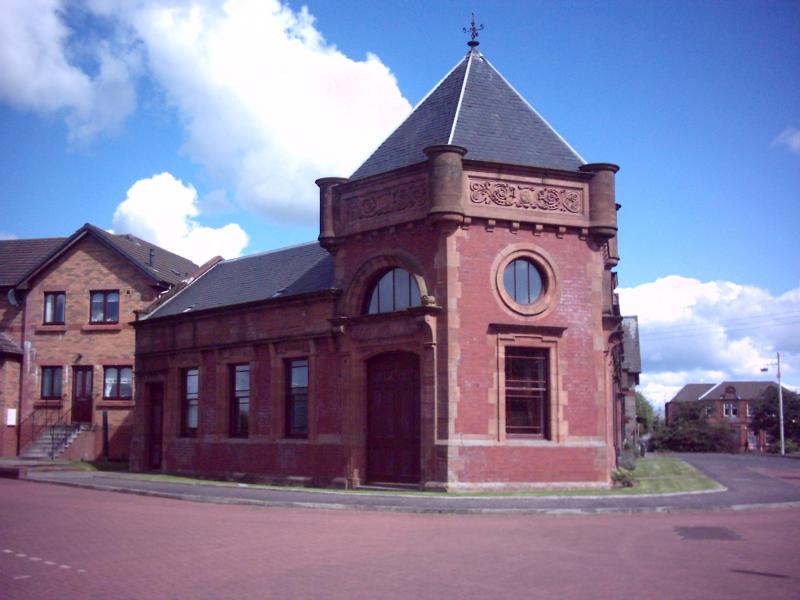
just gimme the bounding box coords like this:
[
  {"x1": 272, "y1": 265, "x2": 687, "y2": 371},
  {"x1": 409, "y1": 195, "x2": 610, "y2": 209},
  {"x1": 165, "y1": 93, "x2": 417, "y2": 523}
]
[
  {"x1": 750, "y1": 386, "x2": 800, "y2": 445},
  {"x1": 635, "y1": 392, "x2": 655, "y2": 433},
  {"x1": 650, "y1": 401, "x2": 738, "y2": 453}
]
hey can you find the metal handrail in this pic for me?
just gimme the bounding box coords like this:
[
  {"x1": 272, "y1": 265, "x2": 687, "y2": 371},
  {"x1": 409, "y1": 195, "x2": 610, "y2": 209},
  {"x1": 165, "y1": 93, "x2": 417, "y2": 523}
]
[
  {"x1": 47, "y1": 406, "x2": 75, "y2": 460},
  {"x1": 18, "y1": 404, "x2": 76, "y2": 459}
]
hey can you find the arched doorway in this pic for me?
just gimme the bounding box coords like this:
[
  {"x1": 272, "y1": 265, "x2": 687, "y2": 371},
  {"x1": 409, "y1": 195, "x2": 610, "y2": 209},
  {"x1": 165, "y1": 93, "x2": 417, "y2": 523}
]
[{"x1": 366, "y1": 351, "x2": 420, "y2": 484}]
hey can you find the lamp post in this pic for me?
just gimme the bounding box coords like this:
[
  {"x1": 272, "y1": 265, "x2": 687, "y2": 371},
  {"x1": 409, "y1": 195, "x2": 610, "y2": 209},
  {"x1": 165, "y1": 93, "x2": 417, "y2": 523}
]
[{"x1": 761, "y1": 352, "x2": 785, "y2": 455}]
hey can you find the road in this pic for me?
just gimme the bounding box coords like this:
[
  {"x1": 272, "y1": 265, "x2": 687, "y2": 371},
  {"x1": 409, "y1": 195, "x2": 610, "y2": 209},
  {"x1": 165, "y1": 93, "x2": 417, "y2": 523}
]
[{"x1": 1, "y1": 477, "x2": 799, "y2": 599}]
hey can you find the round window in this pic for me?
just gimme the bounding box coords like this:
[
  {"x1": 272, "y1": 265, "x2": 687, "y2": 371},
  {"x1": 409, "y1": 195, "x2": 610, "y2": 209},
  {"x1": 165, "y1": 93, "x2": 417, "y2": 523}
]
[{"x1": 503, "y1": 258, "x2": 543, "y2": 305}]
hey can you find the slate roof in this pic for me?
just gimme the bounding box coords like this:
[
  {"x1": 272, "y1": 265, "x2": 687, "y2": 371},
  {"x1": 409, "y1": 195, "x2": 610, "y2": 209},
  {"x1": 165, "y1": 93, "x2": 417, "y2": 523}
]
[
  {"x1": 0, "y1": 332, "x2": 22, "y2": 356},
  {"x1": 669, "y1": 384, "x2": 715, "y2": 403},
  {"x1": 698, "y1": 381, "x2": 781, "y2": 401},
  {"x1": 0, "y1": 238, "x2": 66, "y2": 287},
  {"x1": 147, "y1": 242, "x2": 334, "y2": 319},
  {"x1": 621, "y1": 316, "x2": 641, "y2": 373},
  {"x1": 351, "y1": 47, "x2": 585, "y2": 180},
  {"x1": 6, "y1": 224, "x2": 198, "y2": 289}
]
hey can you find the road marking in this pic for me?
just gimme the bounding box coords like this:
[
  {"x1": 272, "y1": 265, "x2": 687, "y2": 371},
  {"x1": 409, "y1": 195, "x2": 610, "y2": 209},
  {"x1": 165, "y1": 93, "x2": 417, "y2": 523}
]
[
  {"x1": 59, "y1": 565, "x2": 70, "y2": 569},
  {"x1": 13, "y1": 575, "x2": 31, "y2": 580},
  {"x1": 29, "y1": 556, "x2": 42, "y2": 561},
  {"x1": 2, "y1": 549, "x2": 12, "y2": 553},
  {"x1": 16, "y1": 553, "x2": 27, "y2": 557},
  {"x1": 44, "y1": 561, "x2": 56, "y2": 566},
  {"x1": 2, "y1": 548, "x2": 86, "y2": 574}
]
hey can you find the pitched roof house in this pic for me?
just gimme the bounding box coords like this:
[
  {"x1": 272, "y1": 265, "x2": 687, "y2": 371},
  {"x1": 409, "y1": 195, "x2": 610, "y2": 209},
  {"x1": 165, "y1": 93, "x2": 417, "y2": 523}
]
[
  {"x1": 131, "y1": 42, "x2": 632, "y2": 490},
  {"x1": 0, "y1": 224, "x2": 197, "y2": 459}
]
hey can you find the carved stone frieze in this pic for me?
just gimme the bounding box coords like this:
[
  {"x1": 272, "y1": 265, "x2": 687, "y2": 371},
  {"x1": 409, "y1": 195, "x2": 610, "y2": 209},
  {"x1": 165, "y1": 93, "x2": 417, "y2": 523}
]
[
  {"x1": 341, "y1": 179, "x2": 427, "y2": 223},
  {"x1": 469, "y1": 179, "x2": 584, "y2": 215}
]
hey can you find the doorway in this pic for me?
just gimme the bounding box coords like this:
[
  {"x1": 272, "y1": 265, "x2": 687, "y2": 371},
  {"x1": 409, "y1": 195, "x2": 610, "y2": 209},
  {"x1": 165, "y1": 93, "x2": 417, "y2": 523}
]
[
  {"x1": 148, "y1": 383, "x2": 164, "y2": 470},
  {"x1": 71, "y1": 366, "x2": 93, "y2": 423},
  {"x1": 366, "y1": 352, "x2": 420, "y2": 484}
]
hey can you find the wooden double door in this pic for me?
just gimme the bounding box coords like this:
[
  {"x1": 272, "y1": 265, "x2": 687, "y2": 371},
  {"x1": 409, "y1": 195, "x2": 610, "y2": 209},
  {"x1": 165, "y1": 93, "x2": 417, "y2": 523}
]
[{"x1": 366, "y1": 352, "x2": 420, "y2": 484}]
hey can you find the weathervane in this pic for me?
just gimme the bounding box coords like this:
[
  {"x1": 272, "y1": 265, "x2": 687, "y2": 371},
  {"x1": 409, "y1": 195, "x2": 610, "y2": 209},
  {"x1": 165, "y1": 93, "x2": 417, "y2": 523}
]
[{"x1": 463, "y1": 12, "x2": 484, "y2": 48}]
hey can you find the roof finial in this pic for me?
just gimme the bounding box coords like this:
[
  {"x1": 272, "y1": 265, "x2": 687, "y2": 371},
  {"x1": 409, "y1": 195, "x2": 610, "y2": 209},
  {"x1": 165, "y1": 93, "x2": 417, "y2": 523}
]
[{"x1": 463, "y1": 12, "x2": 484, "y2": 48}]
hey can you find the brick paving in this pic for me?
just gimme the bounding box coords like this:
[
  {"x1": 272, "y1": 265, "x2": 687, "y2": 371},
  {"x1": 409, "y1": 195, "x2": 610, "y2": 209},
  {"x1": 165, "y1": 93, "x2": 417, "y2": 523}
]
[{"x1": 1, "y1": 478, "x2": 798, "y2": 600}]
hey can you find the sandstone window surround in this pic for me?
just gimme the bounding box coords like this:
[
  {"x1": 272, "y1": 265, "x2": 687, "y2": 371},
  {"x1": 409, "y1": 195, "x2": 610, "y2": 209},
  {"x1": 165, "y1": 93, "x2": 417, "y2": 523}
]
[
  {"x1": 43, "y1": 291, "x2": 66, "y2": 324},
  {"x1": 230, "y1": 364, "x2": 250, "y2": 438},
  {"x1": 181, "y1": 368, "x2": 199, "y2": 437},
  {"x1": 285, "y1": 358, "x2": 308, "y2": 438},
  {"x1": 492, "y1": 245, "x2": 558, "y2": 318}
]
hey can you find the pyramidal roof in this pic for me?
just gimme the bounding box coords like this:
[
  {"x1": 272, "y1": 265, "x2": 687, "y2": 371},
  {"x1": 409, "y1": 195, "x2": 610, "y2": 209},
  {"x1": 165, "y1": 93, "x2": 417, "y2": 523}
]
[{"x1": 351, "y1": 47, "x2": 586, "y2": 180}]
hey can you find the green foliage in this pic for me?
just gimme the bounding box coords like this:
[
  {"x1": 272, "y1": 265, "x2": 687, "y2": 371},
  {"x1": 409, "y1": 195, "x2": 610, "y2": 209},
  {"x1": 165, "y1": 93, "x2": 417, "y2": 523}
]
[
  {"x1": 650, "y1": 405, "x2": 738, "y2": 453},
  {"x1": 635, "y1": 392, "x2": 656, "y2": 433},
  {"x1": 611, "y1": 467, "x2": 635, "y2": 487},
  {"x1": 749, "y1": 386, "x2": 800, "y2": 445}
]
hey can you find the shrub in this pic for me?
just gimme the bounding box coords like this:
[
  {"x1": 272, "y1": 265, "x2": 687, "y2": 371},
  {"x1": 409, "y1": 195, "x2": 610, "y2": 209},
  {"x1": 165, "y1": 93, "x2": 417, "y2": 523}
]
[
  {"x1": 611, "y1": 468, "x2": 635, "y2": 487},
  {"x1": 650, "y1": 419, "x2": 738, "y2": 453}
]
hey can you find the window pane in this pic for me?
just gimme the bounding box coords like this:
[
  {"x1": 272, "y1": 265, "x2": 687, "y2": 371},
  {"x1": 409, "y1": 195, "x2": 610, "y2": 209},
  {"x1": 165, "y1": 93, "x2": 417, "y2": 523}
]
[
  {"x1": 377, "y1": 271, "x2": 393, "y2": 312},
  {"x1": 394, "y1": 268, "x2": 410, "y2": 310},
  {"x1": 55, "y1": 294, "x2": 65, "y2": 322},
  {"x1": 45, "y1": 295, "x2": 54, "y2": 322},
  {"x1": 187, "y1": 402, "x2": 198, "y2": 428},
  {"x1": 53, "y1": 368, "x2": 62, "y2": 397},
  {"x1": 104, "y1": 367, "x2": 118, "y2": 397},
  {"x1": 503, "y1": 264, "x2": 515, "y2": 302},
  {"x1": 515, "y1": 259, "x2": 529, "y2": 304},
  {"x1": 107, "y1": 292, "x2": 119, "y2": 322},
  {"x1": 91, "y1": 292, "x2": 104, "y2": 322},
  {"x1": 186, "y1": 369, "x2": 198, "y2": 395},
  {"x1": 291, "y1": 360, "x2": 308, "y2": 387},
  {"x1": 119, "y1": 367, "x2": 133, "y2": 398},
  {"x1": 235, "y1": 365, "x2": 250, "y2": 392},
  {"x1": 410, "y1": 275, "x2": 421, "y2": 307},
  {"x1": 367, "y1": 288, "x2": 379, "y2": 314},
  {"x1": 528, "y1": 264, "x2": 543, "y2": 302},
  {"x1": 291, "y1": 394, "x2": 308, "y2": 434},
  {"x1": 42, "y1": 368, "x2": 52, "y2": 396}
]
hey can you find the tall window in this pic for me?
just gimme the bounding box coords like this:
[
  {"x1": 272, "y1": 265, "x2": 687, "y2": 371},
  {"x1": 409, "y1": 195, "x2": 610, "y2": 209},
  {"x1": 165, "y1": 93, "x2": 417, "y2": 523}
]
[
  {"x1": 365, "y1": 268, "x2": 422, "y2": 314},
  {"x1": 724, "y1": 402, "x2": 738, "y2": 418},
  {"x1": 103, "y1": 366, "x2": 133, "y2": 399},
  {"x1": 230, "y1": 364, "x2": 250, "y2": 438},
  {"x1": 503, "y1": 259, "x2": 543, "y2": 305},
  {"x1": 90, "y1": 291, "x2": 120, "y2": 323},
  {"x1": 286, "y1": 359, "x2": 308, "y2": 438},
  {"x1": 44, "y1": 292, "x2": 66, "y2": 324},
  {"x1": 41, "y1": 366, "x2": 63, "y2": 399},
  {"x1": 182, "y1": 368, "x2": 199, "y2": 437},
  {"x1": 706, "y1": 402, "x2": 714, "y2": 418},
  {"x1": 505, "y1": 348, "x2": 549, "y2": 437}
]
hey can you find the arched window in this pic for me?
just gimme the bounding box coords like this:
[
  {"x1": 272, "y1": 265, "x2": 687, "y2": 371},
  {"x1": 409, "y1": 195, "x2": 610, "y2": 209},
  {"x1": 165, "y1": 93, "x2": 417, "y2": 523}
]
[
  {"x1": 365, "y1": 268, "x2": 422, "y2": 314},
  {"x1": 503, "y1": 258, "x2": 543, "y2": 305}
]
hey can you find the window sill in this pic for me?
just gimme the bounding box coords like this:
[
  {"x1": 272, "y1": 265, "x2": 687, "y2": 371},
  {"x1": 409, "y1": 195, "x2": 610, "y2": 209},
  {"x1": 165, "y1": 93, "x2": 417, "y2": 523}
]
[
  {"x1": 34, "y1": 400, "x2": 63, "y2": 408},
  {"x1": 34, "y1": 325, "x2": 67, "y2": 334},
  {"x1": 81, "y1": 323, "x2": 123, "y2": 333},
  {"x1": 96, "y1": 400, "x2": 134, "y2": 409}
]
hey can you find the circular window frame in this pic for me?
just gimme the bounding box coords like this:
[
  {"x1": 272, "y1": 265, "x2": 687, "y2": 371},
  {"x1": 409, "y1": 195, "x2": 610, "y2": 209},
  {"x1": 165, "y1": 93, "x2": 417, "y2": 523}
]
[{"x1": 493, "y1": 246, "x2": 558, "y2": 317}]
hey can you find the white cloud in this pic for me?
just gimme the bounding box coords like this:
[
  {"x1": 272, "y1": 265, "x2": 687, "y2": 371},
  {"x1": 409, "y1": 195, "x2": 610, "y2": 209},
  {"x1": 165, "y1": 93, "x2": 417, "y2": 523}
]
[
  {"x1": 773, "y1": 127, "x2": 800, "y2": 154},
  {"x1": 94, "y1": 0, "x2": 410, "y2": 223},
  {"x1": 619, "y1": 275, "x2": 800, "y2": 409},
  {"x1": 112, "y1": 172, "x2": 249, "y2": 264},
  {"x1": 0, "y1": 0, "x2": 138, "y2": 144},
  {"x1": 0, "y1": 233, "x2": 18, "y2": 240}
]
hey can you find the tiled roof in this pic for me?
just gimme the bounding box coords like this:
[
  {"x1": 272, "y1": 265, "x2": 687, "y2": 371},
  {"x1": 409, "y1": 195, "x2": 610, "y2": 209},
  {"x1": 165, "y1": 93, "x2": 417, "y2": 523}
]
[
  {"x1": 669, "y1": 384, "x2": 715, "y2": 403},
  {"x1": 147, "y1": 242, "x2": 334, "y2": 319},
  {"x1": 6, "y1": 224, "x2": 198, "y2": 289},
  {"x1": 0, "y1": 332, "x2": 22, "y2": 355},
  {"x1": 0, "y1": 238, "x2": 66, "y2": 287},
  {"x1": 698, "y1": 381, "x2": 781, "y2": 401},
  {"x1": 351, "y1": 47, "x2": 585, "y2": 180},
  {"x1": 621, "y1": 316, "x2": 641, "y2": 373}
]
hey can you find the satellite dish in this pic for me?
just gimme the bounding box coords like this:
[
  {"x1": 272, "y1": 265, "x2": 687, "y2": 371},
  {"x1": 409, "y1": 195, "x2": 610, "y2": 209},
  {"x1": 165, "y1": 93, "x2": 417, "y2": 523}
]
[{"x1": 7, "y1": 288, "x2": 19, "y2": 307}]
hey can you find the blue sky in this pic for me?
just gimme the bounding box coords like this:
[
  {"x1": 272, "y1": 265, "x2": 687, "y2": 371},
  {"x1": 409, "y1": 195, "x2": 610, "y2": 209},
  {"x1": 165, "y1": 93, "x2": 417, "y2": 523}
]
[{"x1": 1, "y1": 0, "x2": 798, "y2": 404}]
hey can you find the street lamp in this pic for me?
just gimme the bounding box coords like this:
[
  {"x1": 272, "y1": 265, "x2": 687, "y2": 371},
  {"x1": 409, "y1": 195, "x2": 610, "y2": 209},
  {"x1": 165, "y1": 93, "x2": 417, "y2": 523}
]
[{"x1": 761, "y1": 351, "x2": 785, "y2": 455}]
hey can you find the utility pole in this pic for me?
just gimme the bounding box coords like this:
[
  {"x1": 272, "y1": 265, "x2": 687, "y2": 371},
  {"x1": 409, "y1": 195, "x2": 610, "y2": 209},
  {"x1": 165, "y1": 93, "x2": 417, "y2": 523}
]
[{"x1": 778, "y1": 352, "x2": 785, "y2": 456}]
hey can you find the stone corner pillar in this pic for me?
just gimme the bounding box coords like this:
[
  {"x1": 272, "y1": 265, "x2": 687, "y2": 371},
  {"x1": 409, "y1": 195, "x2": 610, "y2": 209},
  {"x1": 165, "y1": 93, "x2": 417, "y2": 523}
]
[
  {"x1": 315, "y1": 177, "x2": 348, "y2": 249},
  {"x1": 424, "y1": 145, "x2": 468, "y2": 223},
  {"x1": 579, "y1": 162, "x2": 620, "y2": 242}
]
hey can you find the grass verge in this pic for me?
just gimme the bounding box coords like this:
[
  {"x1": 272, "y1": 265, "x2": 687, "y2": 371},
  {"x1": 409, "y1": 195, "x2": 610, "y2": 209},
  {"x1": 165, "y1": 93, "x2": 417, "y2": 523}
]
[{"x1": 94, "y1": 454, "x2": 722, "y2": 497}]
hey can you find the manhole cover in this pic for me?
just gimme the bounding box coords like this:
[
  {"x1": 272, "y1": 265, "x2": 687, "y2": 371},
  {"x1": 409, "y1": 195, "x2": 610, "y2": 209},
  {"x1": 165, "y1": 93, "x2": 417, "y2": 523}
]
[{"x1": 675, "y1": 526, "x2": 742, "y2": 541}]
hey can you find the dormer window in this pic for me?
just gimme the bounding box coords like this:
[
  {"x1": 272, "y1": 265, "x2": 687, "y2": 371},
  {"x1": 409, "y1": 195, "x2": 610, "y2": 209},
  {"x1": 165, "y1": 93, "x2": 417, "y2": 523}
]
[{"x1": 365, "y1": 268, "x2": 421, "y2": 314}]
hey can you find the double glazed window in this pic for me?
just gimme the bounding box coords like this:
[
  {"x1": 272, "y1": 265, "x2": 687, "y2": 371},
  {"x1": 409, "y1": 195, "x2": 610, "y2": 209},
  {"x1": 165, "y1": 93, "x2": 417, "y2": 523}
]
[
  {"x1": 41, "y1": 366, "x2": 63, "y2": 399},
  {"x1": 365, "y1": 268, "x2": 421, "y2": 314},
  {"x1": 182, "y1": 368, "x2": 199, "y2": 437},
  {"x1": 505, "y1": 348, "x2": 549, "y2": 437},
  {"x1": 103, "y1": 366, "x2": 133, "y2": 399},
  {"x1": 230, "y1": 364, "x2": 250, "y2": 438},
  {"x1": 44, "y1": 292, "x2": 66, "y2": 324},
  {"x1": 90, "y1": 291, "x2": 119, "y2": 323},
  {"x1": 286, "y1": 359, "x2": 308, "y2": 438}
]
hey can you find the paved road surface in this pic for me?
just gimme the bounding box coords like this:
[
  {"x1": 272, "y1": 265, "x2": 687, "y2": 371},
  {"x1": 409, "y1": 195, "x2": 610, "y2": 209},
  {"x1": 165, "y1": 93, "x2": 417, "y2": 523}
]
[{"x1": 1, "y1": 478, "x2": 798, "y2": 600}]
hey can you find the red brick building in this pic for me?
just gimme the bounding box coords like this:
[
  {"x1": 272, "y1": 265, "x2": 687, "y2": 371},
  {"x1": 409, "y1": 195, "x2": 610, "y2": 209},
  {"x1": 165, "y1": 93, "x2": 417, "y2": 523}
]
[
  {"x1": 665, "y1": 381, "x2": 781, "y2": 451},
  {"x1": 0, "y1": 224, "x2": 196, "y2": 460},
  {"x1": 131, "y1": 44, "x2": 635, "y2": 490}
]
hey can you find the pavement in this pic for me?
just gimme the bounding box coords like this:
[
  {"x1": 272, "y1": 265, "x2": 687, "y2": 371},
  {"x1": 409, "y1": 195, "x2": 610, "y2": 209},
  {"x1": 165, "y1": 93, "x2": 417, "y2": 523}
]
[{"x1": 10, "y1": 452, "x2": 800, "y2": 515}]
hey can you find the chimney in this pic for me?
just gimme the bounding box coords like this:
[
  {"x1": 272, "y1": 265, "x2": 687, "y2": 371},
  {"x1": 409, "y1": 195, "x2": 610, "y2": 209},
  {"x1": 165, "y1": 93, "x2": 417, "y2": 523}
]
[{"x1": 148, "y1": 248, "x2": 155, "y2": 266}]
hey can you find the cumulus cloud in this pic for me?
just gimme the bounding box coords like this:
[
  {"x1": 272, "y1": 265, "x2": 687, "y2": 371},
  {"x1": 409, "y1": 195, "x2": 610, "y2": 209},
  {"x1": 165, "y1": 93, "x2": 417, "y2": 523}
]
[
  {"x1": 0, "y1": 0, "x2": 138, "y2": 144},
  {"x1": 773, "y1": 127, "x2": 800, "y2": 154},
  {"x1": 112, "y1": 172, "x2": 249, "y2": 264},
  {"x1": 619, "y1": 275, "x2": 800, "y2": 409},
  {"x1": 0, "y1": 233, "x2": 18, "y2": 240}
]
